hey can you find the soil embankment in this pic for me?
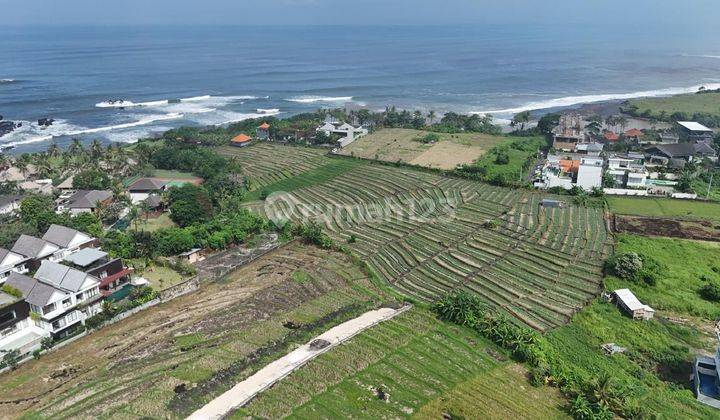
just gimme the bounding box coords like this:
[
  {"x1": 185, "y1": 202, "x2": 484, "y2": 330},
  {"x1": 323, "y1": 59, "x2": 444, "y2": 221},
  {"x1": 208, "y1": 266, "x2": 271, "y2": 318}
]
[{"x1": 613, "y1": 214, "x2": 720, "y2": 241}]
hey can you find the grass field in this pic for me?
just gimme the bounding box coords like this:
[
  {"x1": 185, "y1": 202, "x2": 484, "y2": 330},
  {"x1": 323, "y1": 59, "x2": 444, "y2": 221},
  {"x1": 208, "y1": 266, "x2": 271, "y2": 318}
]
[
  {"x1": 539, "y1": 234, "x2": 720, "y2": 418},
  {"x1": 469, "y1": 136, "x2": 546, "y2": 184},
  {"x1": 0, "y1": 244, "x2": 389, "y2": 418},
  {"x1": 238, "y1": 308, "x2": 568, "y2": 419},
  {"x1": 231, "y1": 144, "x2": 611, "y2": 331},
  {"x1": 130, "y1": 213, "x2": 176, "y2": 233},
  {"x1": 338, "y1": 128, "x2": 512, "y2": 169},
  {"x1": 627, "y1": 91, "x2": 720, "y2": 120},
  {"x1": 607, "y1": 196, "x2": 720, "y2": 222},
  {"x1": 141, "y1": 264, "x2": 189, "y2": 291},
  {"x1": 124, "y1": 169, "x2": 203, "y2": 187},
  {"x1": 606, "y1": 234, "x2": 720, "y2": 319}
]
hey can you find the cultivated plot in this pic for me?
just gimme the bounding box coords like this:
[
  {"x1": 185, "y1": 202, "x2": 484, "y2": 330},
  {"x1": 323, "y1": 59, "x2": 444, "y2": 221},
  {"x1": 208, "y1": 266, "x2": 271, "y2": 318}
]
[{"x1": 238, "y1": 144, "x2": 612, "y2": 331}]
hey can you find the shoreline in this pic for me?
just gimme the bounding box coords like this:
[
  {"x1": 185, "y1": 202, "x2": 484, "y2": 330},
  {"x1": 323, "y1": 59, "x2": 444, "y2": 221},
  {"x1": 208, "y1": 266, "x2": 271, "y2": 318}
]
[{"x1": 1, "y1": 84, "x2": 714, "y2": 155}]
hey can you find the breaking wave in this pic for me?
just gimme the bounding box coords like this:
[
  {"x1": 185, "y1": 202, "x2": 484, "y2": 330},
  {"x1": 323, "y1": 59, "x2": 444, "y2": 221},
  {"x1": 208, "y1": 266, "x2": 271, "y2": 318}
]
[
  {"x1": 285, "y1": 96, "x2": 353, "y2": 104},
  {"x1": 257, "y1": 108, "x2": 280, "y2": 114},
  {"x1": 95, "y1": 94, "x2": 256, "y2": 108},
  {"x1": 0, "y1": 79, "x2": 15, "y2": 84},
  {"x1": 472, "y1": 82, "x2": 720, "y2": 116},
  {"x1": 0, "y1": 113, "x2": 184, "y2": 148}
]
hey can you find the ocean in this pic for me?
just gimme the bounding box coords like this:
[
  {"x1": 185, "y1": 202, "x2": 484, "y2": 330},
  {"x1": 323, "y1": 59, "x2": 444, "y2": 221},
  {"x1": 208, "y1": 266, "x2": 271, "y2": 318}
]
[{"x1": 1, "y1": 24, "x2": 719, "y2": 153}]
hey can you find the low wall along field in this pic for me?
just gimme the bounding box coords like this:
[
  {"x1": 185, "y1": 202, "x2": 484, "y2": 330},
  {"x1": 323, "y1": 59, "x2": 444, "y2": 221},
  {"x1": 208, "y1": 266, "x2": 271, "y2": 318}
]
[{"x1": 238, "y1": 144, "x2": 612, "y2": 331}]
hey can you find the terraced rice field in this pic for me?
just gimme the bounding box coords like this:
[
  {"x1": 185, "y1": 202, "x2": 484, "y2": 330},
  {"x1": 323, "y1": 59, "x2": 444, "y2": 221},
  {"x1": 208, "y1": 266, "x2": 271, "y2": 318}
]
[
  {"x1": 235, "y1": 144, "x2": 612, "y2": 331},
  {"x1": 217, "y1": 143, "x2": 332, "y2": 191},
  {"x1": 237, "y1": 308, "x2": 568, "y2": 419},
  {"x1": 0, "y1": 244, "x2": 388, "y2": 418}
]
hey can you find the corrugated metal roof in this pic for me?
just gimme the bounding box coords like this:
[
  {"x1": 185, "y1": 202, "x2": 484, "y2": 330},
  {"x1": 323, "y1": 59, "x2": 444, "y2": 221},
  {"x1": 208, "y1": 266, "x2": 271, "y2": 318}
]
[
  {"x1": 614, "y1": 288, "x2": 653, "y2": 312},
  {"x1": 677, "y1": 121, "x2": 712, "y2": 132},
  {"x1": 63, "y1": 248, "x2": 108, "y2": 267}
]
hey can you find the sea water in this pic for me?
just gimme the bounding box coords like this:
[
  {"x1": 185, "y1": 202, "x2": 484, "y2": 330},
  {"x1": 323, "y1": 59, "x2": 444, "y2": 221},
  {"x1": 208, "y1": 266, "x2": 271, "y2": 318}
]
[{"x1": 1, "y1": 24, "x2": 719, "y2": 153}]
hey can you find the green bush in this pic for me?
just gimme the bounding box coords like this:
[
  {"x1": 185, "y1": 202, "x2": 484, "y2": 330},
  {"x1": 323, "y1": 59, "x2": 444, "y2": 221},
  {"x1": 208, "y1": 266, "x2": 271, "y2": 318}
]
[
  {"x1": 1, "y1": 284, "x2": 22, "y2": 299},
  {"x1": 699, "y1": 281, "x2": 720, "y2": 302},
  {"x1": 604, "y1": 252, "x2": 663, "y2": 286}
]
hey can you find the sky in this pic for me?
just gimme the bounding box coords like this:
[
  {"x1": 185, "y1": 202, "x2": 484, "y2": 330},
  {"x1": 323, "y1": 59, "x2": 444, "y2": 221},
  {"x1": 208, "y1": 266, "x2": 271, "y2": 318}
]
[{"x1": 2, "y1": 0, "x2": 720, "y2": 26}]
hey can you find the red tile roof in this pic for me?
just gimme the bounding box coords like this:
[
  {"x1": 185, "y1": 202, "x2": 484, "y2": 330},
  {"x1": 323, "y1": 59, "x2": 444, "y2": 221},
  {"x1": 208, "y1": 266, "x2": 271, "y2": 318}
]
[
  {"x1": 624, "y1": 128, "x2": 643, "y2": 137},
  {"x1": 231, "y1": 134, "x2": 252, "y2": 143},
  {"x1": 559, "y1": 159, "x2": 580, "y2": 175},
  {"x1": 258, "y1": 122, "x2": 270, "y2": 130},
  {"x1": 603, "y1": 132, "x2": 619, "y2": 142}
]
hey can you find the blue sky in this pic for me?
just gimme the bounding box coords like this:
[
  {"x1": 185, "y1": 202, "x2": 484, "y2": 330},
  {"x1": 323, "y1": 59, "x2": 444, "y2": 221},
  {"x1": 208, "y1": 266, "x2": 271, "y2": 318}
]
[{"x1": 3, "y1": 0, "x2": 719, "y2": 25}]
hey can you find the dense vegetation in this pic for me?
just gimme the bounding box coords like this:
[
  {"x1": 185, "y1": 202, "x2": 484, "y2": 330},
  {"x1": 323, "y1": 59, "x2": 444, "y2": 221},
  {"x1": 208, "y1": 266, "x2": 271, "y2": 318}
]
[{"x1": 454, "y1": 136, "x2": 546, "y2": 186}]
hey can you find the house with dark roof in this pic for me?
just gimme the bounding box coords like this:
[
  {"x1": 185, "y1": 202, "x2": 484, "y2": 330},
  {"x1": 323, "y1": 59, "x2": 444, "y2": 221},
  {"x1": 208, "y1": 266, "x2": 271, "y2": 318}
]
[
  {"x1": 56, "y1": 190, "x2": 114, "y2": 215},
  {"x1": 0, "y1": 290, "x2": 50, "y2": 357},
  {"x1": 6, "y1": 261, "x2": 102, "y2": 338},
  {"x1": 127, "y1": 178, "x2": 168, "y2": 204},
  {"x1": 645, "y1": 142, "x2": 718, "y2": 163}
]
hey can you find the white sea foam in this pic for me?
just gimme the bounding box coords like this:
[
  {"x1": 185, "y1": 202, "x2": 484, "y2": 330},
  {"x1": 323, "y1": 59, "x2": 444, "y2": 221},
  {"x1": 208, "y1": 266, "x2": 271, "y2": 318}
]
[
  {"x1": 682, "y1": 54, "x2": 720, "y2": 60},
  {"x1": 0, "y1": 79, "x2": 15, "y2": 84},
  {"x1": 285, "y1": 96, "x2": 353, "y2": 104},
  {"x1": 188, "y1": 110, "x2": 281, "y2": 126},
  {"x1": 472, "y1": 83, "x2": 720, "y2": 116},
  {"x1": 95, "y1": 94, "x2": 255, "y2": 109},
  {"x1": 0, "y1": 113, "x2": 184, "y2": 147},
  {"x1": 257, "y1": 108, "x2": 280, "y2": 114}
]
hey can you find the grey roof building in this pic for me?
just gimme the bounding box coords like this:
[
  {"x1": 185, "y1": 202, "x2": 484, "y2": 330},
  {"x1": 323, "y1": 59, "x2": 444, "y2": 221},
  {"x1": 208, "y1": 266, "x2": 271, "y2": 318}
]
[
  {"x1": 11, "y1": 235, "x2": 60, "y2": 259},
  {"x1": 65, "y1": 190, "x2": 113, "y2": 210},
  {"x1": 63, "y1": 248, "x2": 108, "y2": 268},
  {"x1": 42, "y1": 225, "x2": 93, "y2": 249},
  {"x1": 5, "y1": 272, "x2": 60, "y2": 308},
  {"x1": 34, "y1": 260, "x2": 99, "y2": 293},
  {"x1": 645, "y1": 142, "x2": 717, "y2": 161},
  {"x1": 128, "y1": 178, "x2": 167, "y2": 192}
]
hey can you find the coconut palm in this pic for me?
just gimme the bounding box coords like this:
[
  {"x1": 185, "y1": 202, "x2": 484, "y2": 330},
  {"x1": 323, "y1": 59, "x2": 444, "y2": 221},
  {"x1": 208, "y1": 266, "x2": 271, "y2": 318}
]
[
  {"x1": 90, "y1": 139, "x2": 104, "y2": 159},
  {"x1": 68, "y1": 138, "x2": 85, "y2": 157}
]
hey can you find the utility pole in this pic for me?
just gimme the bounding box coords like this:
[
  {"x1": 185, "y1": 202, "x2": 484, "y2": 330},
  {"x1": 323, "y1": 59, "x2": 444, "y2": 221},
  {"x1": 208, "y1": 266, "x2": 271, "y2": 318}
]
[{"x1": 707, "y1": 170, "x2": 714, "y2": 200}]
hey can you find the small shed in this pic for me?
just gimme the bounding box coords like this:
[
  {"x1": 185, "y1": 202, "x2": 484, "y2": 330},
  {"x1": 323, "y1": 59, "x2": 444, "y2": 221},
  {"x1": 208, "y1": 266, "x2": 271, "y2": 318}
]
[
  {"x1": 541, "y1": 199, "x2": 565, "y2": 208},
  {"x1": 614, "y1": 288, "x2": 655, "y2": 320},
  {"x1": 177, "y1": 248, "x2": 205, "y2": 264},
  {"x1": 231, "y1": 134, "x2": 252, "y2": 147}
]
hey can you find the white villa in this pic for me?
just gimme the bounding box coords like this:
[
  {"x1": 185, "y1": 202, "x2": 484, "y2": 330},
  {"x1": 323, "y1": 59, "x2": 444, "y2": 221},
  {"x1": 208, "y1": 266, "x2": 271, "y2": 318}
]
[
  {"x1": 316, "y1": 118, "x2": 368, "y2": 148},
  {"x1": 576, "y1": 157, "x2": 603, "y2": 191}
]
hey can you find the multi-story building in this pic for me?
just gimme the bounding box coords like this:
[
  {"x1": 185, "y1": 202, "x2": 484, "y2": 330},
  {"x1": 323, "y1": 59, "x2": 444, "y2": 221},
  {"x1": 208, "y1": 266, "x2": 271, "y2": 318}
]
[
  {"x1": 5, "y1": 260, "x2": 102, "y2": 339},
  {"x1": 0, "y1": 248, "x2": 29, "y2": 283},
  {"x1": 0, "y1": 291, "x2": 50, "y2": 357}
]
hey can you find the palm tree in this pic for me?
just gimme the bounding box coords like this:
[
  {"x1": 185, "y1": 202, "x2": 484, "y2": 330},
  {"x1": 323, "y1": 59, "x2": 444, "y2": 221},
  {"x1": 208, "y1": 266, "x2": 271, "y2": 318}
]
[
  {"x1": 68, "y1": 139, "x2": 84, "y2": 157},
  {"x1": 428, "y1": 110, "x2": 436, "y2": 125},
  {"x1": 90, "y1": 139, "x2": 103, "y2": 160},
  {"x1": 46, "y1": 143, "x2": 61, "y2": 158},
  {"x1": 617, "y1": 116, "x2": 628, "y2": 132}
]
